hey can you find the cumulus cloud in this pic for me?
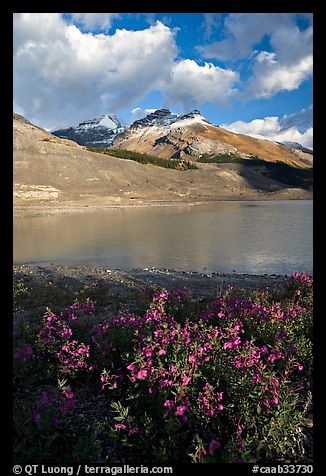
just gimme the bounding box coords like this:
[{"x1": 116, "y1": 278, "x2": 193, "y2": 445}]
[
  {"x1": 197, "y1": 13, "x2": 311, "y2": 62},
  {"x1": 244, "y1": 52, "x2": 313, "y2": 99},
  {"x1": 13, "y1": 14, "x2": 178, "y2": 129},
  {"x1": 197, "y1": 13, "x2": 313, "y2": 100},
  {"x1": 221, "y1": 110, "x2": 313, "y2": 149},
  {"x1": 162, "y1": 59, "x2": 239, "y2": 111},
  {"x1": 13, "y1": 13, "x2": 313, "y2": 131},
  {"x1": 197, "y1": 13, "x2": 284, "y2": 61}
]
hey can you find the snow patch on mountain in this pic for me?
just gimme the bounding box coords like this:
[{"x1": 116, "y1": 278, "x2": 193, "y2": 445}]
[
  {"x1": 98, "y1": 115, "x2": 119, "y2": 129},
  {"x1": 130, "y1": 109, "x2": 179, "y2": 129},
  {"x1": 170, "y1": 113, "x2": 211, "y2": 129},
  {"x1": 127, "y1": 109, "x2": 212, "y2": 137},
  {"x1": 51, "y1": 114, "x2": 126, "y2": 148}
]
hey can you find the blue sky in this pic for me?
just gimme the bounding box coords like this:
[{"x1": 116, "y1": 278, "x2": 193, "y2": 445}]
[{"x1": 13, "y1": 13, "x2": 313, "y2": 148}]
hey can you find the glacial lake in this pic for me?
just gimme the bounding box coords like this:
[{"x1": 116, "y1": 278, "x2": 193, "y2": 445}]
[{"x1": 13, "y1": 201, "x2": 313, "y2": 275}]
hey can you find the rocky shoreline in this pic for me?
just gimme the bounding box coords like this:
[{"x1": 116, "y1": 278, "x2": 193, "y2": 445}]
[
  {"x1": 14, "y1": 194, "x2": 312, "y2": 219},
  {"x1": 13, "y1": 264, "x2": 290, "y2": 301}
]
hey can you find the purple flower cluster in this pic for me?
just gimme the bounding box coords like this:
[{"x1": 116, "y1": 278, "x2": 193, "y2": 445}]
[
  {"x1": 15, "y1": 274, "x2": 312, "y2": 464},
  {"x1": 38, "y1": 304, "x2": 93, "y2": 374}
]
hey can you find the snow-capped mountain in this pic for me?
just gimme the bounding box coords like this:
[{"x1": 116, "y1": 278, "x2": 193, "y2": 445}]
[
  {"x1": 130, "y1": 109, "x2": 179, "y2": 129},
  {"x1": 130, "y1": 108, "x2": 212, "y2": 130},
  {"x1": 51, "y1": 114, "x2": 126, "y2": 148},
  {"x1": 50, "y1": 108, "x2": 313, "y2": 169},
  {"x1": 112, "y1": 108, "x2": 312, "y2": 168}
]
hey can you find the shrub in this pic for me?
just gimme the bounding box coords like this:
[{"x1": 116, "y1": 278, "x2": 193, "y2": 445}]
[
  {"x1": 87, "y1": 147, "x2": 198, "y2": 170},
  {"x1": 13, "y1": 273, "x2": 312, "y2": 464}
]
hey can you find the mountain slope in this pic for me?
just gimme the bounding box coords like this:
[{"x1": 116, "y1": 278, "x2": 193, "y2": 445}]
[
  {"x1": 113, "y1": 109, "x2": 313, "y2": 169},
  {"x1": 13, "y1": 113, "x2": 312, "y2": 214},
  {"x1": 51, "y1": 114, "x2": 126, "y2": 148}
]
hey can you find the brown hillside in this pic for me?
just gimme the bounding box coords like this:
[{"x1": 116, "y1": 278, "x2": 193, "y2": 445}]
[
  {"x1": 13, "y1": 113, "x2": 312, "y2": 215},
  {"x1": 113, "y1": 120, "x2": 313, "y2": 169}
]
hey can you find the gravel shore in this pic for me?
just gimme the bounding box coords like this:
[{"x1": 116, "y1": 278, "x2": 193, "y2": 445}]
[{"x1": 13, "y1": 264, "x2": 289, "y2": 301}]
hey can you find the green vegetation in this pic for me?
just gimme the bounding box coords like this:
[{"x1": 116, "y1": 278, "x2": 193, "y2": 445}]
[
  {"x1": 86, "y1": 148, "x2": 312, "y2": 188},
  {"x1": 197, "y1": 152, "x2": 261, "y2": 165},
  {"x1": 87, "y1": 147, "x2": 198, "y2": 171},
  {"x1": 198, "y1": 153, "x2": 313, "y2": 189},
  {"x1": 13, "y1": 273, "x2": 312, "y2": 464}
]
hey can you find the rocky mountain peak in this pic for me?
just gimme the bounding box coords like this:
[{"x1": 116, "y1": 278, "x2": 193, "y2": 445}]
[
  {"x1": 129, "y1": 108, "x2": 214, "y2": 130},
  {"x1": 51, "y1": 113, "x2": 126, "y2": 148},
  {"x1": 130, "y1": 109, "x2": 179, "y2": 129},
  {"x1": 176, "y1": 109, "x2": 211, "y2": 124},
  {"x1": 77, "y1": 114, "x2": 122, "y2": 130}
]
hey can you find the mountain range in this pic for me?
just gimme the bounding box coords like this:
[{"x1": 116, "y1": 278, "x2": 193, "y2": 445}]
[
  {"x1": 52, "y1": 109, "x2": 313, "y2": 169},
  {"x1": 112, "y1": 109, "x2": 313, "y2": 168},
  {"x1": 13, "y1": 112, "x2": 312, "y2": 215}
]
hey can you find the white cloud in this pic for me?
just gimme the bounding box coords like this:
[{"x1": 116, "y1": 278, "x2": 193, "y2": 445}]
[
  {"x1": 221, "y1": 112, "x2": 313, "y2": 150},
  {"x1": 280, "y1": 105, "x2": 312, "y2": 131},
  {"x1": 197, "y1": 13, "x2": 311, "y2": 62},
  {"x1": 273, "y1": 127, "x2": 313, "y2": 150},
  {"x1": 69, "y1": 13, "x2": 120, "y2": 31},
  {"x1": 197, "y1": 13, "x2": 293, "y2": 61},
  {"x1": 244, "y1": 52, "x2": 313, "y2": 99},
  {"x1": 13, "y1": 14, "x2": 178, "y2": 129},
  {"x1": 222, "y1": 116, "x2": 281, "y2": 136},
  {"x1": 202, "y1": 13, "x2": 222, "y2": 40},
  {"x1": 13, "y1": 13, "x2": 313, "y2": 131},
  {"x1": 197, "y1": 13, "x2": 313, "y2": 100},
  {"x1": 162, "y1": 59, "x2": 239, "y2": 111},
  {"x1": 131, "y1": 108, "x2": 157, "y2": 121}
]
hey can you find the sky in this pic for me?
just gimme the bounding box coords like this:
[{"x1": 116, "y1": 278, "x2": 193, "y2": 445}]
[{"x1": 13, "y1": 13, "x2": 313, "y2": 148}]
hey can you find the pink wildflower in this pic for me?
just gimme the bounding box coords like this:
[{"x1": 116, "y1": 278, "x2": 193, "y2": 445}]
[
  {"x1": 164, "y1": 400, "x2": 174, "y2": 409},
  {"x1": 115, "y1": 423, "x2": 126, "y2": 430},
  {"x1": 137, "y1": 369, "x2": 148, "y2": 379},
  {"x1": 63, "y1": 386, "x2": 74, "y2": 399},
  {"x1": 262, "y1": 397, "x2": 270, "y2": 408},
  {"x1": 223, "y1": 341, "x2": 233, "y2": 350},
  {"x1": 175, "y1": 405, "x2": 188, "y2": 417},
  {"x1": 189, "y1": 354, "x2": 197, "y2": 363}
]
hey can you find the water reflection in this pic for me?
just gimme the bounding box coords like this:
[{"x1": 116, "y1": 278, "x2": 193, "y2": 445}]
[{"x1": 13, "y1": 201, "x2": 313, "y2": 274}]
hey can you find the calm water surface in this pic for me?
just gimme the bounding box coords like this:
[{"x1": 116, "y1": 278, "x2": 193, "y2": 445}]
[{"x1": 13, "y1": 201, "x2": 313, "y2": 274}]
